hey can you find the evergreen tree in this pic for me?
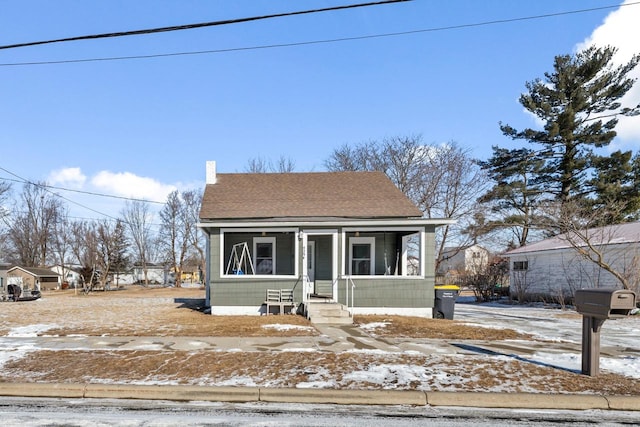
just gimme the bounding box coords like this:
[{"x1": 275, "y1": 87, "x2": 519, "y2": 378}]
[
  {"x1": 477, "y1": 146, "x2": 545, "y2": 247},
  {"x1": 586, "y1": 150, "x2": 640, "y2": 224},
  {"x1": 500, "y1": 46, "x2": 640, "y2": 204}
]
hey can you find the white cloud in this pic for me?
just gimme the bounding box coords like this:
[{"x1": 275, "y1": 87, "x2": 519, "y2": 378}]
[
  {"x1": 91, "y1": 170, "x2": 176, "y2": 203},
  {"x1": 47, "y1": 167, "x2": 86, "y2": 188},
  {"x1": 576, "y1": 0, "x2": 640, "y2": 148}
]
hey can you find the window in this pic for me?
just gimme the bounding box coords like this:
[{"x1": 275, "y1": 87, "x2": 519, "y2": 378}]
[
  {"x1": 253, "y1": 237, "x2": 276, "y2": 275},
  {"x1": 513, "y1": 260, "x2": 528, "y2": 271},
  {"x1": 349, "y1": 237, "x2": 375, "y2": 275}
]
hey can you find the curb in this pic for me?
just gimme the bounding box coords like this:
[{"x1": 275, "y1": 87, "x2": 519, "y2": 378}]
[{"x1": 0, "y1": 382, "x2": 638, "y2": 411}]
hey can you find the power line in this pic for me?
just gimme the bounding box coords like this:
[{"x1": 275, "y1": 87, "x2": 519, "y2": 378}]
[
  {"x1": 0, "y1": 2, "x2": 636, "y2": 67},
  {"x1": 0, "y1": 167, "x2": 172, "y2": 224},
  {"x1": 0, "y1": 167, "x2": 122, "y2": 221},
  {"x1": 0, "y1": 173, "x2": 165, "y2": 204},
  {"x1": 0, "y1": 0, "x2": 411, "y2": 50}
]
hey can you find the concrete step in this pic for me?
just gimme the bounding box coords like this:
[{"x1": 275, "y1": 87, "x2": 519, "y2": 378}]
[
  {"x1": 306, "y1": 302, "x2": 353, "y2": 325},
  {"x1": 309, "y1": 315, "x2": 354, "y2": 325}
]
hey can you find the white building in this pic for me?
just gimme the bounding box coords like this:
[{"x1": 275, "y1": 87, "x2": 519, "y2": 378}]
[
  {"x1": 438, "y1": 244, "x2": 490, "y2": 278},
  {"x1": 503, "y1": 222, "x2": 640, "y2": 302}
]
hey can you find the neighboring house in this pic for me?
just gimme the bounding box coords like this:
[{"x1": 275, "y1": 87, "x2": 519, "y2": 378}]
[
  {"x1": 6, "y1": 266, "x2": 61, "y2": 292},
  {"x1": 438, "y1": 244, "x2": 490, "y2": 281},
  {"x1": 118, "y1": 263, "x2": 172, "y2": 286},
  {"x1": 198, "y1": 161, "x2": 454, "y2": 318},
  {"x1": 0, "y1": 263, "x2": 10, "y2": 297},
  {"x1": 50, "y1": 265, "x2": 83, "y2": 289},
  {"x1": 503, "y1": 222, "x2": 640, "y2": 302}
]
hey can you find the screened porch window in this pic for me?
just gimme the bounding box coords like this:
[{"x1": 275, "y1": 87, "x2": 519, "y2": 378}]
[
  {"x1": 345, "y1": 230, "x2": 423, "y2": 277},
  {"x1": 221, "y1": 230, "x2": 296, "y2": 277}
]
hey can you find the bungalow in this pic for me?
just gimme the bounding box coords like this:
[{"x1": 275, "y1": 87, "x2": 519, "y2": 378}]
[
  {"x1": 503, "y1": 222, "x2": 640, "y2": 302},
  {"x1": 5, "y1": 266, "x2": 61, "y2": 294},
  {"x1": 198, "y1": 161, "x2": 454, "y2": 322}
]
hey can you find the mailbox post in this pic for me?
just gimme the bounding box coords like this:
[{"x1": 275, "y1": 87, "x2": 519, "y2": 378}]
[{"x1": 574, "y1": 289, "x2": 636, "y2": 376}]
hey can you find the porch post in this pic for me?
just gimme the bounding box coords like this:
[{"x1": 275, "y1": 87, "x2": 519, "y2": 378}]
[{"x1": 300, "y1": 231, "x2": 309, "y2": 303}]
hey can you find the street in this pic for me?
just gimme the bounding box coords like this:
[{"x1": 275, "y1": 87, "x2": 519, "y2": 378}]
[{"x1": 0, "y1": 397, "x2": 637, "y2": 426}]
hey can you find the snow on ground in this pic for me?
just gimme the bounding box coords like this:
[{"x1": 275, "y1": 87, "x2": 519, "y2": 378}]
[
  {"x1": 1, "y1": 299, "x2": 639, "y2": 389},
  {"x1": 455, "y1": 299, "x2": 640, "y2": 379},
  {"x1": 261, "y1": 324, "x2": 316, "y2": 333}
]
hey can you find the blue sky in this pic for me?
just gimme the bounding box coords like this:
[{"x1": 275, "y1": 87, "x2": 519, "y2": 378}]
[{"x1": 1, "y1": 0, "x2": 639, "y2": 220}]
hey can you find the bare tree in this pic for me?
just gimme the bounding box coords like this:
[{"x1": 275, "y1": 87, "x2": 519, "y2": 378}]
[
  {"x1": 0, "y1": 180, "x2": 11, "y2": 219},
  {"x1": 50, "y1": 207, "x2": 73, "y2": 287},
  {"x1": 159, "y1": 189, "x2": 205, "y2": 287},
  {"x1": 6, "y1": 182, "x2": 64, "y2": 266},
  {"x1": 461, "y1": 256, "x2": 509, "y2": 302},
  {"x1": 511, "y1": 256, "x2": 535, "y2": 302},
  {"x1": 181, "y1": 189, "x2": 205, "y2": 283},
  {"x1": 121, "y1": 200, "x2": 155, "y2": 286},
  {"x1": 326, "y1": 137, "x2": 488, "y2": 271},
  {"x1": 245, "y1": 156, "x2": 296, "y2": 173},
  {"x1": 69, "y1": 220, "x2": 100, "y2": 290},
  {"x1": 95, "y1": 219, "x2": 128, "y2": 290},
  {"x1": 542, "y1": 200, "x2": 640, "y2": 290},
  {"x1": 159, "y1": 191, "x2": 186, "y2": 287}
]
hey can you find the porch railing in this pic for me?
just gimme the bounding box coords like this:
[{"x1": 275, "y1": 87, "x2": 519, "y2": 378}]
[{"x1": 345, "y1": 276, "x2": 355, "y2": 315}]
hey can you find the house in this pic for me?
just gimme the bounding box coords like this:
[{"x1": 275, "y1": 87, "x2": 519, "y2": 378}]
[
  {"x1": 503, "y1": 222, "x2": 640, "y2": 302},
  {"x1": 0, "y1": 263, "x2": 10, "y2": 298},
  {"x1": 6, "y1": 266, "x2": 61, "y2": 293},
  {"x1": 198, "y1": 161, "x2": 454, "y2": 320},
  {"x1": 437, "y1": 244, "x2": 490, "y2": 282},
  {"x1": 50, "y1": 265, "x2": 83, "y2": 289}
]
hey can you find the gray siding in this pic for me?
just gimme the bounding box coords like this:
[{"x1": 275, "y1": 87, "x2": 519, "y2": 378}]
[
  {"x1": 208, "y1": 229, "x2": 302, "y2": 307},
  {"x1": 206, "y1": 224, "x2": 439, "y2": 311},
  {"x1": 337, "y1": 278, "x2": 433, "y2": 308}
]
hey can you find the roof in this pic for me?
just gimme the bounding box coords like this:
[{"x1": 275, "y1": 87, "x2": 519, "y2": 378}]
[
  {"x1": 504, "y1": 222, "x2": 640, "y2": 256},
  {"x1": 199, "y1": 171, "x2": 424, "y2": 221},
  {"x1": 7, "y1": 266, "x2": 61, "y2": 277}
]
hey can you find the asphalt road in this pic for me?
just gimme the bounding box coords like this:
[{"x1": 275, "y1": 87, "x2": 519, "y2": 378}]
[{"x1": 0, "y1": 397, "x2": 638, "y2": 426}]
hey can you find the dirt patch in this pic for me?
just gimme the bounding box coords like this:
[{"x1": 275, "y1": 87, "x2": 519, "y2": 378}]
[
  {"x1": 2, "y1": 350, "x2": 638, "y2": 395},
  {"x1": 1, "y1": 287, "x2": 638, "y2": 395},
  {"x1": 354, "y1": 315, "x2": 536, "y2": 340},
  {"x1": 0, "y1": 287, "x2": 316, "y2": 337}
]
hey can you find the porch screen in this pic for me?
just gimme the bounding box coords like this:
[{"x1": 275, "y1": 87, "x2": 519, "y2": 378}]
[
  {"x1": 222, "y1": 231, "x2": 295, "y2": 276},
  {"x1": 347, "y1": 231, "x2": 423, "y2": 276}
]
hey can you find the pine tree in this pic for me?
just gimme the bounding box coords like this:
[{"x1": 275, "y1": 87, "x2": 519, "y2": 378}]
[{"x1": 500, "y1": 46, "x2": 640, "y2": 203}]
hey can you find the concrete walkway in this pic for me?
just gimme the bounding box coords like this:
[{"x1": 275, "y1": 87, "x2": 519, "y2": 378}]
[{"x1": 2, "y1": 311, "x2": 638, "y2": 411}]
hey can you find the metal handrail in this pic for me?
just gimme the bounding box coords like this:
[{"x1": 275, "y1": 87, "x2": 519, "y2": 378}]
[
  {"x1": 345, "y1": 276, "x2": 355, "y2": 315},
  {"x1": 301, "y1": 274, "x2": 311, "y2": 301}
]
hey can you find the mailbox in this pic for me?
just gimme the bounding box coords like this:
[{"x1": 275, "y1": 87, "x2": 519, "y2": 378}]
[
  {"x1": 574, "y1": 288, "x2": 636, "y2": 376},
  {"x1": 575, "y1": 289, "x2": 636, "y2": 319}
]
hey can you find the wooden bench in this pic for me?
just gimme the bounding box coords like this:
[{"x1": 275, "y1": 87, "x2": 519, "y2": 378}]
[{"x1": 264, "y1": 289, "x2": 295, "y2": 315}]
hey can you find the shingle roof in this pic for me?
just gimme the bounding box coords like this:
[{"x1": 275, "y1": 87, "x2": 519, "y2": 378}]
[
  {"x1": 504, "y1": 222, "x2": 640, "y2": 256},
  {"x1": 8, "y1": 266, "x2": 61, "y2": 277},
  {"x1": 199, "y1": 171, "x2": 423, "y2": 221}
]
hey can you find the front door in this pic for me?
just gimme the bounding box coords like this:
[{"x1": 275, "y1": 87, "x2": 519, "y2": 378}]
[{"x1": 302, "y1": 230, "x2": 337, "y2": 303}]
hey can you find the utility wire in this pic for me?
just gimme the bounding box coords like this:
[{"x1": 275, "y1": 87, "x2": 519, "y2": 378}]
[
  {"x1": 0, "y1": 172, "x2": 165, "y2": 204},
  {"x1": 0, "y1": 167, "x2": 122, "y2": 221},
  {"x1": 0, "y1": 2, "x2": 637, "y2": 67},
  {"x1": 0, "y1": 167, "x2": 170, "y2": 224},
  {"x1": 0, "y1": 0, "x2": 410, "y2": 50}
]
